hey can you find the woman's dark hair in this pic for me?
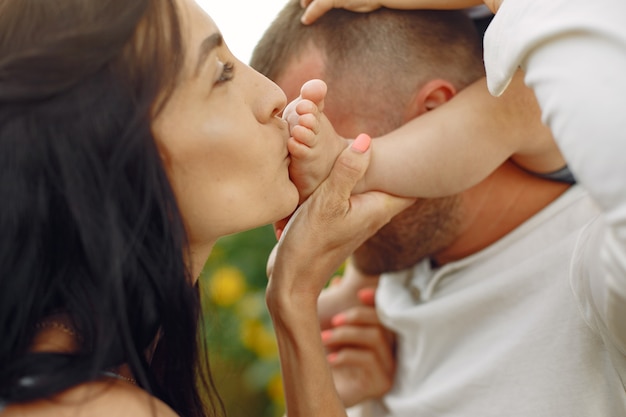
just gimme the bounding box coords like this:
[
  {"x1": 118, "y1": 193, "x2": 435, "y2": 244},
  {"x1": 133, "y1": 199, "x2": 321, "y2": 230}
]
[{"x1": 0, "y1": 1, "x2": 223, "y2": 416}]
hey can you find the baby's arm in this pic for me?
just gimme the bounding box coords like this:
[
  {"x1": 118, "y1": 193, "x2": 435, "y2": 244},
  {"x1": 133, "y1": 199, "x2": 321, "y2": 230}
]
[
  {"x1": 301, "y1": 0, "x2": 484, "y2": 24},
  {"x1": 358, "y1": 72, "x2": 557, "y2": 198},
  {"x1": 284, "y1": 73, "x2": 558, "y2": 201}
]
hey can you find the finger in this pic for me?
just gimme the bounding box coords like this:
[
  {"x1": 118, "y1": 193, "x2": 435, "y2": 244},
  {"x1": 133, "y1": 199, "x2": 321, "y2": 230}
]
[
  {"x1": 338, "y1": 133, "x2": 415, "y2": 230},
  {"x1": 341, "y1": 306, "x2": 396, "y2": 349},
  {"x1": 357, "y1": 287, "x2": 376, "y2": 306},
  {"x1": 329, "y1": 347, "x2": 394, "y2": 378},
  {"x1": 301, "y1": 0, "x2": 334, "y2": 24},
  {"x1": 331, "y1": 305, "x2": 379, "y2": 327},
  {"x1": 330, "y1": 304, "x2": 397, "y2": 360},
  {"x1": 316, "y1": 133, "x2": 371, "y2": 205},
  {"x1": 323, "y1": 325, "x2": 395, "y2": 373},
  {"x1": 330, "y1": 351, "x2": 394, "y2": 406},
  {"x1": 347, "y1": 189, "x2": 416, "y2": 241}
]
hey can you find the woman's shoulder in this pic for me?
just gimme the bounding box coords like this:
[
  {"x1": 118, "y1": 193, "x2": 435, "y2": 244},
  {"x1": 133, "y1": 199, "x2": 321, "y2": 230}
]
[{"x1": 2, "y1": 379, "x2": 178, "y2": 417}]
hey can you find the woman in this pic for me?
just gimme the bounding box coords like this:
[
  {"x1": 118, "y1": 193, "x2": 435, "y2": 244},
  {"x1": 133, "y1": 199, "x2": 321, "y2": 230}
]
[{"x1": 0, "y1": 0, "x2": 410, "y2": 416}]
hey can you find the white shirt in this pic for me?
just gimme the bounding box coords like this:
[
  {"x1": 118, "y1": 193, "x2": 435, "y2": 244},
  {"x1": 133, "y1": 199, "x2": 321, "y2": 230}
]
[
  {"x1": 357, "y1": 2, "x2": 626, "y2": 414},
  {"x1": 367, "y1": 186, "x2": 626, "y2": 416}
]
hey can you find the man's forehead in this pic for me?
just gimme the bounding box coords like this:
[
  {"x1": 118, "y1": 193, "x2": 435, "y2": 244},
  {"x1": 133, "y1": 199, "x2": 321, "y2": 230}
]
[
  {"x1": 275, "y1": 45, "x2": 326, "y2": 102},
  {"x1": 274, "y1": 44, "x2": 362, "y2": 138}
]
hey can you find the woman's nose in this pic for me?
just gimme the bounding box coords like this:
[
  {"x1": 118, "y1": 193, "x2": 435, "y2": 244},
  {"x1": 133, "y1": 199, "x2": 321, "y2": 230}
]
[
  {"x1": 269, "y1": 81, "x2": 287, "y2": 120},
  {"x1": 248, "y1": 64, "x2": 287, "y2": 122}
]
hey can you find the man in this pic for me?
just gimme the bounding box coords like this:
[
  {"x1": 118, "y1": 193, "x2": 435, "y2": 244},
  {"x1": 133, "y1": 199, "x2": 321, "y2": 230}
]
[{"x1": 251, "y1": 2, "x2": 626, "y2": 416}]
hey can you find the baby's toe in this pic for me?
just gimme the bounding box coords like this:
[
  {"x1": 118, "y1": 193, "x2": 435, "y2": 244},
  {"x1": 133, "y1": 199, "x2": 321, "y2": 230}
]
[
  {"x1": 295, "y1": 99, "x2": 318, "y2": 117},
  {"x1": 292, "y1": 124, "x2": 317, "y2": 147},
  {"x1": 298, "y1": 113, "x2": 320, "y2": 134},
  {"x1": 300, "y1": 79, "x2": 327, "y2": 105}
]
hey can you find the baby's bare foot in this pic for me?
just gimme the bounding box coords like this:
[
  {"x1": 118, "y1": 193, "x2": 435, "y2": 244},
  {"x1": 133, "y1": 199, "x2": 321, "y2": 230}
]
[{"x1": 283, "y1": 79, "x2": 348, "y2": 203}]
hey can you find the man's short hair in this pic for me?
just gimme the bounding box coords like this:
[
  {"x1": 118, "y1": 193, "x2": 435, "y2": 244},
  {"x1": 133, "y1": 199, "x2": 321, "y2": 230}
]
[{"x1": 251, "y1": 1, "x2": 484, "y2": 93}]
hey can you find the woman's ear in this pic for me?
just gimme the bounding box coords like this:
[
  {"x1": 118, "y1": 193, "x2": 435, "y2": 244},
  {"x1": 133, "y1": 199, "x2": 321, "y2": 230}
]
[{"x1": 405, "y1": 79, "x2": 457, "y2": 120}]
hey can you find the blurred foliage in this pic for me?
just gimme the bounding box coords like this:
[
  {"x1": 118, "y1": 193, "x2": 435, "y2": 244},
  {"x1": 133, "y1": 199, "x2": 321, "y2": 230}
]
[{"x1": 199, "y1": 225, "x2": 284, "y2": 417}]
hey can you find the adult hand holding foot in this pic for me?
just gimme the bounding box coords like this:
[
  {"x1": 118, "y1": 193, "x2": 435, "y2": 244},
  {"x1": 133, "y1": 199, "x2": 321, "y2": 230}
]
[{"x1": 267, "y1": 135, "x2": 414, "y2": 417}]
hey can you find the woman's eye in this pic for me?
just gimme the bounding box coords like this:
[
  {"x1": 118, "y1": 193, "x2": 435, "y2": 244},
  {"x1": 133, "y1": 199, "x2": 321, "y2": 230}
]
[{"x1": 217, "y1": 61, "x2": 234, "y2": 84}]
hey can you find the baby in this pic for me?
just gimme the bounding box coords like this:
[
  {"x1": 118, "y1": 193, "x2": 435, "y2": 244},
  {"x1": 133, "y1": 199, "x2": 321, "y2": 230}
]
[{"x1": 283, "y1": 78, "x2": 572, "y2": 203}]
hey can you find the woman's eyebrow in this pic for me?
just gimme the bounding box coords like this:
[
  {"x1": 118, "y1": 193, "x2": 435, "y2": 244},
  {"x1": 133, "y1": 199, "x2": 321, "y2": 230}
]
[{"x1": 195, "y1": 32, "x2": 223, "y2": 76}]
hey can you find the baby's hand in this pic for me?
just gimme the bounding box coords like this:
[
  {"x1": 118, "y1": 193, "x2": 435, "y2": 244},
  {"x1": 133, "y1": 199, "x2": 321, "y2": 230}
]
[
  {"x1": 300, "y1": 0, "x2": 382, "y2": 24},
  {"x1": 300, "y1": 0, "x2": 490, "y2": 25}
]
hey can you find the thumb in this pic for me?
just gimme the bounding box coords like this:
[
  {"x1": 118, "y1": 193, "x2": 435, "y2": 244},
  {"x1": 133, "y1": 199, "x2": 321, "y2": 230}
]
[{"x1": 318, "y1": 133, "x2": 372, "y2": 201}]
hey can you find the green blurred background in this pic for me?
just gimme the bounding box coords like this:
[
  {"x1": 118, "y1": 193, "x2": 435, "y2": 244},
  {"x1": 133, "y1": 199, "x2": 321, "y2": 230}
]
[{"x1": 200, "y1": 225, "x2": 285, "y2": 417}]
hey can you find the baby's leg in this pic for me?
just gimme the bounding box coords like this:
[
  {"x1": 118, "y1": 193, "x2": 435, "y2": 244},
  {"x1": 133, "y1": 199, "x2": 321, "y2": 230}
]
[{"x1": 283, "y1": 79, "x2": 349, "y2": 202}]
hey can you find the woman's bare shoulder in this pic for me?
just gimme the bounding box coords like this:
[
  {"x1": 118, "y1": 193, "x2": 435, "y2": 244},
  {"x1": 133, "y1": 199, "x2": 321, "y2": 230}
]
[{"x1": 2, "y1": 379, "x2": 178, "y2": 417}]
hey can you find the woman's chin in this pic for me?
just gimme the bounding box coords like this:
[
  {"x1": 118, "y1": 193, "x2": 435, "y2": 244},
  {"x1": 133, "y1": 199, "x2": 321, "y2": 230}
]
[{"x1": 285, "y1": 184, "x2": 300, "y2": 212}]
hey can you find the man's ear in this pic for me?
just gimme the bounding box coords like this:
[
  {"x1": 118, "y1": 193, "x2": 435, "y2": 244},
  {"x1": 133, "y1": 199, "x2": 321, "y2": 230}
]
[{"x1": 404, "y1": 79, "x2": 457, "y2": 120}]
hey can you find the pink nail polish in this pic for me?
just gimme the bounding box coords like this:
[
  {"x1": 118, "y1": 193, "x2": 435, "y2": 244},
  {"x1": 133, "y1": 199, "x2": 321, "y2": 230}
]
[
  {"x1": 358, "y1": 288, "x2": 376, "y2": 305},
  {"x1": 331, "y1": 313, "x2": 346, "y2": 327},
  {"x1": 321, "y1": 330, "x2": 333, "y2": 343},
  {"x1": 351, "y1": 133, "x2": 371, "y2": 153}
]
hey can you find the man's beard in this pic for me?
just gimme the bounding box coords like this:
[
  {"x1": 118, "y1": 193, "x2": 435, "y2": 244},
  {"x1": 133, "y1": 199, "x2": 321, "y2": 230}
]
[{"x1": 352, "y1": 195, "x2": 462, "y2": 275}]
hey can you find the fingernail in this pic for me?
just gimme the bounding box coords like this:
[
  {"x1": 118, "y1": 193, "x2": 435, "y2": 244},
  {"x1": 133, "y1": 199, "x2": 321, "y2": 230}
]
[
  {"x1": 321, "y1": 330, "x2": 333, "y2": 343},
  {"x1": 275, "y1": 228, "x2": 283, "y2": 240},
  {"x1": 327, "y1": 352, "x2": 338, "y2": 364},
  {"x1": 300, "y1": 11, "x2": 310, "y2": 25},
  {"x1": 351, "y1": 133, "x2": 371, "y2": 153},
  {"x1": 358, "y1": 288, "x2": 376, "y2": 304},
  {"x1": 331, "y1": 313, "x2": 346, "y2": 327}
]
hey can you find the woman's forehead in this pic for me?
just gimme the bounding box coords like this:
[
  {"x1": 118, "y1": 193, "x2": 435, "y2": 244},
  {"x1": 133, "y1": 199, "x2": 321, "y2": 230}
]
[{"x1": 176, "y1": 0, "x2": 221, "y2": 70}]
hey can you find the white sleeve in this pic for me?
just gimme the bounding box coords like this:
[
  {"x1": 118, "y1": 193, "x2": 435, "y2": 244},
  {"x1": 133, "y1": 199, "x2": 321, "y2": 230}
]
[{"x1": 483, "y1": 0, "x2": 626, "y2": 351}]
